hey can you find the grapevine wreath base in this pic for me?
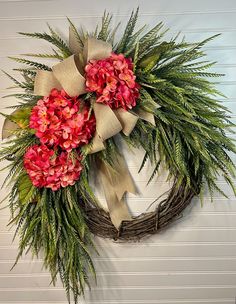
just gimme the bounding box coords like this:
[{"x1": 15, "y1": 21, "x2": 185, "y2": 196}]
[
  {"x1": 82, "y1": 180, "x2": 197, "y2": 240},
  {"x1": 1, "y1": 8, "x2": 236, "y2": 303}
]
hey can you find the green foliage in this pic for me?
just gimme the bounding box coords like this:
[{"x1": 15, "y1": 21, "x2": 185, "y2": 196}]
[
  {"x1": 19, "y1": 26, "x2": 72, "y2": 58},
  {"x1": 131, "y1": 31, "x2": 236, "y2": 196},
  {"x1": 93, "y1": 11, "x2": 236, "y2": 198},
  {"x1": 97, "y1": 11, "x2": 113, "y2": 41},
  {"x1": 8, "y1": 57, "x2": 51, "y2": 71},
  {"x1": 0, "y1": 130, "x2": 97, "y2": 302},
  {"x1": 8, "y1": 107, "x2": 31, "y2": 128},
  {"x1": 115, "y1": 8, "x2": 139, "y2": 53},
  {"x1": 18, "y1": 173, "x2": 38, "y2": 204},
  {"x1": 67, "y1": 17, "x2": 84, "y2": 49},
  {"x1": 23, "y1": 52, "x2": 64, "y2": 60},
  {"x1": 9, "y1": 186, "x2": 96, "y2": 302}
]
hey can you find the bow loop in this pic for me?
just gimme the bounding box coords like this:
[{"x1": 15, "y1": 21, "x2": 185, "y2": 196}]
[
  {"x1": 114, "y1": 109, "x2": 139, "y2": 136},
  {"x1": 34, "y1": 70, "x2": 62, "y2": 96},
  {"x1": 52, "y1": 55, "x2": 86, "y2": 96},
  {"x1": 83, "y1": 37, "x2": 112, "y2": 62}
]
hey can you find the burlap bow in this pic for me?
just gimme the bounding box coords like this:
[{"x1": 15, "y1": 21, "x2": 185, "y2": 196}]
[
  {"x1": 33, "y1": 34, "x2": 155, "y2": 153},
  {"x1": 2, "y1": 28, "x2": 156, "y2": 229}
]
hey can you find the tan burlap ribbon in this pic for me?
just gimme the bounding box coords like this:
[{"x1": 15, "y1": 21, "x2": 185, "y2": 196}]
[
  {"x1": 2, "y1": 29, "x2": 156, "y2": 229},
  {"x1": 2, "y1": 112, "x2": 19, "y2": 139},
  {"x1": 97, "y1": 155, "x2": 137, "y2": 229}
]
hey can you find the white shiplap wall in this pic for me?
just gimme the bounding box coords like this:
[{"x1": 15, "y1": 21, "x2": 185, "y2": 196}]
[{"x1": 1, "y1": 0, "x2": 236, "y2": 303}]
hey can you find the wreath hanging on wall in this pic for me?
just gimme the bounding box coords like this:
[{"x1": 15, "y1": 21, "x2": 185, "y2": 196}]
[{"x1": 1, "y1": 9, "x2": 236, "y2": 303}]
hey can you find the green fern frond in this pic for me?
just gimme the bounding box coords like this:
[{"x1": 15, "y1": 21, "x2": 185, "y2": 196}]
[
  {"x1": 19, "y1": 30, "x2": 71, "y2": 58},
  {"x1": 13, "y1": 68, "x2": 37, "y2": 78},
  {"x1": 97, "y1": 10, "x2": 113, "y2": 41},
  {"x1": 115, "y1": 7, "x2": 139, "y2": 53},
  {"x1": 67, "y1": 17, "x2": 84, "y2": 49},
  {"x1": 8, "y1": 57, "x2": 51, "y2": 71},
  {"x1": 22, "y1": 53, "x2": 63, "y2": 60}
]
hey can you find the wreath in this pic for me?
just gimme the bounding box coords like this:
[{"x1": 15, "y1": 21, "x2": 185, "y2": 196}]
[{"x1": 1, "y1": 9, "x2": 236, "y2": 303}]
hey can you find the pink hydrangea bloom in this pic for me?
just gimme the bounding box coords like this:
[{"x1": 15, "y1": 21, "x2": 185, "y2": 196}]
[
  {"x1": 85, "y1": 53, "x2": 140, "y2": 110},
  {"x1": 24, "y1": 144, "x2": 82, "y2": 191},
  {"x1": 30, "y1": 89, "x2": 96, "y2": 151}
]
